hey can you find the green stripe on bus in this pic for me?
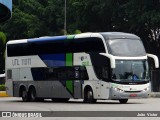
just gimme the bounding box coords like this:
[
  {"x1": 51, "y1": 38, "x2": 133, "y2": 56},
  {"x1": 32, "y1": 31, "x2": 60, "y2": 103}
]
[
  {"x1": 66, "y1": 52, "x2": 73, "y2": 94},
  {"x1": 66, "y1": 80, "x2": 73, "y2": 94},
  {"x1": 66, "y1": 35, "x2": 74, "y2": 94},
  {"x1": 66, "y1": 53, "x2": 73, "y2": 66},
  {"x1": 67, "y1": 35, "x2": 75, "y2": 39}
]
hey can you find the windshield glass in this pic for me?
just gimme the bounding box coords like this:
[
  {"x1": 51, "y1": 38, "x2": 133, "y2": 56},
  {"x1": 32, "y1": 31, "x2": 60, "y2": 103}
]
[
  {"x1": 112, "y1": 60, "x2": 149, "y2": 82},
  {"x1": 108, "y1": 39, "x2": 146, "y2": 57}
]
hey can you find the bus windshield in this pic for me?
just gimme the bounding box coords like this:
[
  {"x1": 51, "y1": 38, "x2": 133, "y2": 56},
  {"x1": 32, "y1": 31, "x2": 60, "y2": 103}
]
[
  {"x1": 112, "y1": 60, "x2": 149, "y2": 82},
  {"x1": 107, "y1": 39, "x2": 146, "y2": 57}
]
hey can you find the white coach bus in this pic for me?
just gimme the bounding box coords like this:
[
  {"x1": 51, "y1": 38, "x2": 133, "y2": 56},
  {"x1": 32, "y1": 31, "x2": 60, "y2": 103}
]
[{"x1": 5, "y1": 32, "x2": 159, "y2": 103}]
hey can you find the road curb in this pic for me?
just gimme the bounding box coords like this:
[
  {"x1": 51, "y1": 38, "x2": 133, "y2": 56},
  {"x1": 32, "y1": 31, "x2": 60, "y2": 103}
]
[
  {"x1": 0, "y1": 91, "x2": 9, "y2": 97},
  {"x1": 150, "y1": 92, "x2": 160, "y2": 98}
]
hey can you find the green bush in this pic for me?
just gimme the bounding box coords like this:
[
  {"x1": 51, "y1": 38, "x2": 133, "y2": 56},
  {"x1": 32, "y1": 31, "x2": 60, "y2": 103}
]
[{"x1": 0, "y1": 84, "x2": 5, "y2": 91}]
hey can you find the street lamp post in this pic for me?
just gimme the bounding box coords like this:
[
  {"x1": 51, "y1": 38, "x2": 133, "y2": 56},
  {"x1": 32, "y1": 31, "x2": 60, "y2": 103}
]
[{"x1": 64, "y1": 0, "x2": 67, "y2": 35}]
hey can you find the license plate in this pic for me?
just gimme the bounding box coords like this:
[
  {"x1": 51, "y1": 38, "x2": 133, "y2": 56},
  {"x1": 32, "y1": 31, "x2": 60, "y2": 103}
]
[{"x1": 130, "y1": 94, "x2": 137, "y2": 97}]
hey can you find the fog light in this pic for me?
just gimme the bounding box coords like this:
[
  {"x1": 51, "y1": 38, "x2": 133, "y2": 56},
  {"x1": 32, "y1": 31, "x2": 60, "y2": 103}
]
[{"x1": 143, "y1": 87, "x2": 149, "y2": 91}]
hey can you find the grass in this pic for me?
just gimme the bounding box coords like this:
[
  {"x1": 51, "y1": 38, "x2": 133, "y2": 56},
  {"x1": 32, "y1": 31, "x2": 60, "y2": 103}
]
[{"x1": 0, "y1": 84, "x2": 5, "y2": 91}]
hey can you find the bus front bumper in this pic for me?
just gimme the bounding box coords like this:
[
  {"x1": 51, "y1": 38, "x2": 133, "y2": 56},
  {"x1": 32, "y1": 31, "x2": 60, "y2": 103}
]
[{"x1": 109, "y1": 88, "x2": 150, "y2": 99}]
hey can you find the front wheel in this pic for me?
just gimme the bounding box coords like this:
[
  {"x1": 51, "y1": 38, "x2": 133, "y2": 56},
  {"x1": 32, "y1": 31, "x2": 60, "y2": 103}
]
[
  {"x1": 119, "y1": 99, "x2": 128, "y2": 104},
  {"x1": 84, "y1": 88, "x2": 97, "y2": 103}
]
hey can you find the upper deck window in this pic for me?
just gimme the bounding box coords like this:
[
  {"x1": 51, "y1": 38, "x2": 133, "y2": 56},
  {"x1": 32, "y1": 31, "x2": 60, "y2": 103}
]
[
  {"x1": 100, "y1": 32, "x2": 146, "y2": 57},
  {"x1": 107, "y1": 39, "x2": 146, "y2": 57},
  {"x1": 7, "y1": 37, "x2": 105, "y2": 57}
]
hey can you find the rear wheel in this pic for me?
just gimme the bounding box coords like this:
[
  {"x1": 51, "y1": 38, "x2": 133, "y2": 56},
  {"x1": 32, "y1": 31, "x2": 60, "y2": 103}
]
[
  {"x1": 119, "y1": 99, "x2": 128, "y2": 104},
  {"x1": 84, "y1": 88, "x2": 97, "y2": 103},
  {"x1": 29, "y1": 87, "x2": 37, "y2": 102},
  {"x1": 21, "y1": 88, "x2": 29, "y2": 102}
]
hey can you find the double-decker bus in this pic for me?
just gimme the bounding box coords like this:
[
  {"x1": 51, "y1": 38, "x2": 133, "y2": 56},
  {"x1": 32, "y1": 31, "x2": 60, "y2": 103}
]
[{"x1": 5, "y1": 32, "x2": 159, "y2": 103}]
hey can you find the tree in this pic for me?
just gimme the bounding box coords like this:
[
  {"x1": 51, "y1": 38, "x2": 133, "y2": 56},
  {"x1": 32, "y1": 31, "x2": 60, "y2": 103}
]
[
  {"x1": 69, "y1": 0, "x2": 160, "y2": 57},
  {"x1": 0, "y1": 32, "x2": 6, "y2": 73},
  {"x1": 111, "y1": 0, "x2": 160, "y2": 59},
  {"x1": 1, "y1": 2, "x2": 46, "y2": 40},
  {"x1": 1, "y1": 0, "x2": 160, "y2": 65}
]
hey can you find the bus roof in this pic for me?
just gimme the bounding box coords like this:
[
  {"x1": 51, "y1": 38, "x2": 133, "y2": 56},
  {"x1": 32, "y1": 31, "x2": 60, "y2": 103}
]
[
  {"x1": 100, "y1": 32, "x2": 140, "y2": 40},
  {"x1": 28, "y1": 36, "x2": 67, "y2": 43},
  {"x1": 7, "y1": 32, "x2": 140, "y2": 45}
]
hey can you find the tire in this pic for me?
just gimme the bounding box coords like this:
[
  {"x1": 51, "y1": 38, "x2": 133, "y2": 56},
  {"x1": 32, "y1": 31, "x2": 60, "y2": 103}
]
[
  {"x1": 21, "y1": 88, "x2": 29, "y2": 102},
  {"x1": 119, "y1": 99, "x2": 128, "y2": 104},
  {"x1": 52, "y1": 98, "x2": 69, "y2": 102},
  {"x1": 84, "y1": 88, "x2": 97, "y2": 103},
  {"x1": 29, "y1": 87, "x2": 37, "y2": 102}
]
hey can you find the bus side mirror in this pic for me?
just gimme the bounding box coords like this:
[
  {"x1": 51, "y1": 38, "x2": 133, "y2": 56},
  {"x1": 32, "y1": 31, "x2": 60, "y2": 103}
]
[
  {"x1": 147, "y1": 54, "x2": 159, "y2": 68},
  {"x1": 99, "y1": 53, "x2": 116, "y2": 68}
]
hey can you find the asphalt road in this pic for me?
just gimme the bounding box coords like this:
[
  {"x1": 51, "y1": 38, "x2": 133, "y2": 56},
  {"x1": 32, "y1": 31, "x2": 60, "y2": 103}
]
[{"x1": 0, "y1": 97, "x2": 160, "y2": 120}]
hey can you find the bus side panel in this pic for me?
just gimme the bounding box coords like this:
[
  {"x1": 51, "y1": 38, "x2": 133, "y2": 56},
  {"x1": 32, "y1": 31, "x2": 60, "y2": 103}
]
[
  {"x1": 52, "y1": 81, "x2": 73, "y2": 98},
  {"x1": 73, "y1": 52, "x2": 111, "y2": 100},
  {"x1": 13, "y1": 81, "x2": 74, "y2": 98},
  {"x1": 13, "y1": 81, "x2": 31, "y2": 97},
  {"x1": 73, "y1": 52, "x2": 100, "y2": 99},
  {"x1": 37, "y1": 81, "x2": 73, "y2": 98},
  {"x1": 5, "y1": 79, "x2": 13, "y2": 96},
  {"x1": 5, "y1": 69, "x2": 14, "y2": 96},
  {"x1": 88, "y1": 52, "x2": 111, "y2": 99},
  {"x1": 74, "y1": 80, "x2": 83, "y2": 98}
]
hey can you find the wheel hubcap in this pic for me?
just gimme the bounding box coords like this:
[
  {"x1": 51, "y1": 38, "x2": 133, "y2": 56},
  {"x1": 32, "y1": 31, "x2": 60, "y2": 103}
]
[{"x1": 87, "y1": 91, "x2": 92, "y2": 99}]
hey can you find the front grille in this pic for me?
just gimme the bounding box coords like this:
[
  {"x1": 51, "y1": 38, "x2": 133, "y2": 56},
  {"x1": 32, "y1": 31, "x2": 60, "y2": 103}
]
[{"x1": 124, "y1": 91, "x2": 142, "y2": 93}]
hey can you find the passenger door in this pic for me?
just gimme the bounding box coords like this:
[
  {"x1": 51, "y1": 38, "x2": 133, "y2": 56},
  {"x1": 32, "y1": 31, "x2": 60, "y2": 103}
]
[
  {"x1": 100, "y1": 81, "x2": 110, "y2": 99},
  {"x1": 100, "y1": 66, "x2": 110, "y2": 99}
]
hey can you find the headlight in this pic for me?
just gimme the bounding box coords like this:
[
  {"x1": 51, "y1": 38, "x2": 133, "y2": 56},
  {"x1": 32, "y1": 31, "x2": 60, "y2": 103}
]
[{"x1": 114, "y1": 87, "x2": 124, "y2": 92}]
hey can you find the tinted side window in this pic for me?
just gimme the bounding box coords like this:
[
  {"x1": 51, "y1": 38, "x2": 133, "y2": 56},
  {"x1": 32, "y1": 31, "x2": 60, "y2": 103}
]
[
  {"x1": 31, "y1": 66, "x2": 89, "y2": 81},
  {"x1": 71, "y1": 37, "x2": 105, "y2": 53},
  {"x1": 7, "y1": 40, "x2": 66, "y2": 56},
  {"x1": 7, "y1": 37, "x2": 105, "y2": 57},
  {"x1": 30, "y1": 40, "x2": 66, "y2": 55},
  {"x1": 89, "y1": 53, "x2": 111, "y2": 81},
  {"x1": 7, "y1": 43, "x2": 29, "y2": 57}
]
